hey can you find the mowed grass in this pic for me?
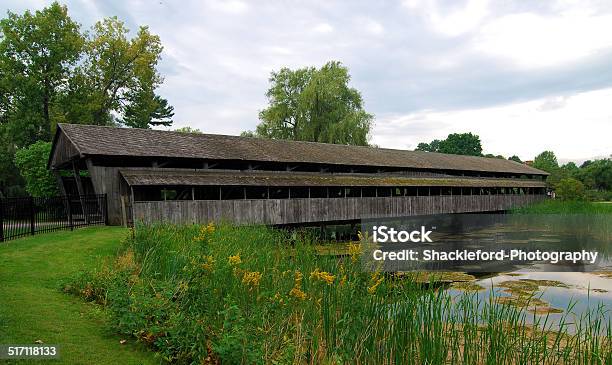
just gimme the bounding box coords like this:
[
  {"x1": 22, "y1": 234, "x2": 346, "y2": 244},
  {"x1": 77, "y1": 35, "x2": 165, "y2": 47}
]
[{"x1": 0, "y1": 227, "x2": 159, "y2": 365}]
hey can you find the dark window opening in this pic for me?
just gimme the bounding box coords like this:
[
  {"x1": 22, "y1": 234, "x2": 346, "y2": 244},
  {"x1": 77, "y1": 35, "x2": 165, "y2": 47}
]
[
  {"x1": 270, "y1": 187, "x2": 289, "y2": 199},
  {"x1": 346, "y1": 188, "x2": 361, "y2": 198},
  {"x1": 362, "y1": 187, "x2": 377, "y2": 197},
  {"x1": 310, "y1": 187, "x2": 328, "y2": 198},
  {"x1": 291, "y1": 187, "x2": 310, "y2": 199},
  {"x1": 222, "y1": 186, "x2": 245, "y2": 200},
  {"x1": 376, "y1": 187, "x2": 391, "y2": 197},
  {"x1": 328, "y1": 187, "x2": 344, "y2": 198},
  {"x1": 246, "y1": 186, "x2": 268, "y2": 199}
]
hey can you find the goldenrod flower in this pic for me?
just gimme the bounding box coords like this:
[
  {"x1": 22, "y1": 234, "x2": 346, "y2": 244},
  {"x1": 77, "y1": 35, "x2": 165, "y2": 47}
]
[
  {"x1": 310, "y1": 268, "x2": 335, "y2": 285},
  {"x1": 201, "y1": 255, "x2": 215, "y2": 271},
  {"x1": 368, "y1": 271, "x2": 384, "y2": 294},
  {"x1": 206, "y1": 222, "x2": 215, "y2": 234},
  {"x1": 228, "y1": 254, "x2": 242, "y2": 266},
  {"x1": 242, "y1": 271, "x2": 262, "y2": 288},
  {"x1": 289, "y1": 287, "x2": 307, "y2": 300},
  {"x1": 348, "y1": 242, "x2": 362, "y2": 263}
]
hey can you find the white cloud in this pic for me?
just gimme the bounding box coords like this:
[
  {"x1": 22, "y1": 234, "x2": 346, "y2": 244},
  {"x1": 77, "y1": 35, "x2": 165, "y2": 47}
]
[
  {"x1": 473, "y1": 11, "x2": 612, "y2": 68},
  {"x1": 206, "y1": 0, "x2": 248, "y2": 14},
  {"x1": 406, "y1": 0, "x2": 489, "y2": 37},
  {"x1": 364, "y1": 19, "x2": 384, "y2": 35},
  {"x1": 373, "y1": 88, "x2": 612, "y2": 162},
  {"x1": 313, "y1": 23, "x2": 334, "y2": 34}
]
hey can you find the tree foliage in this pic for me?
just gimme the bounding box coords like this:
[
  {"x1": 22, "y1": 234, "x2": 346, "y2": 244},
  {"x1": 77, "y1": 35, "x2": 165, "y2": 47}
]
[
  {"x1": 555, "y1": 178, "x2": 586, "y2": 201},
  {"x1": 174, "y1": 126, "x2": 202, "y2": 134},
  {"x1": 415, "y1": 133, "x2": 482, "y2": 156},
  {"x1": 533, "y1": 151, "x2": 559, "y2": 173},
  {"x1": 508, "y1": 155, "x2": 522, "y2": 163},
  {"x1": 13, "y1": 141, "x2": 58, "y2": 197},
  {"x1": 0, "y1": 2, "x2": 172, "y2": 195},
  {"x1": 248, "y1": 61, "x2": 373, "y2": 145},
  {"x1": 0, "y1": 2, "x2": 83, "y2": 146},
  {"x1": 62, "y1": 17, "x2": 171, "y2": 127}
]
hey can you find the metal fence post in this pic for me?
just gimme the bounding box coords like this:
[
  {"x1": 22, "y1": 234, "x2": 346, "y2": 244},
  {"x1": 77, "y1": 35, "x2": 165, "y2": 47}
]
[
  {"x1": 0, "y1": 199, "x2": 4, "y2": 242},
  {"x1": 67, "y1": 196, "x2": 73, "y2": 231},
  {"x1": 103, "y1": 194, "x2": 109, "y2": 226},
  {"x1": 30, "y1": 197, "x2": 35, "y2": 236}
]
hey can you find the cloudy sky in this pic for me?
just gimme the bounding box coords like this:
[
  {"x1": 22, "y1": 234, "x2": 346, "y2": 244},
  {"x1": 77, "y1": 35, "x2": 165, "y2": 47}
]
[{"x1": 3, "y1": 0, "x2": 612, "y2": 163}]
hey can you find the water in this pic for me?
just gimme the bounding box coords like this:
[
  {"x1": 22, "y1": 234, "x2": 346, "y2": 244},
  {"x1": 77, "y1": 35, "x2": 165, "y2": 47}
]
[{"x1": 359, "y1": 213, "x2": 612, "y2": 326}]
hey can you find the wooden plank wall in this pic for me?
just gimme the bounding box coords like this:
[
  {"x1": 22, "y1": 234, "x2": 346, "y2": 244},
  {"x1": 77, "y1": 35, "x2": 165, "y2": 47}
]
[
  {"x1": 49, "y1": 133, "x2": 80, "y2": 168},
  {"x1": 133, "y1": 195, "x2": 545, "y2": 225},
  {"x1": 86, "y1": 162, "x2": 124, "y2": 225}
]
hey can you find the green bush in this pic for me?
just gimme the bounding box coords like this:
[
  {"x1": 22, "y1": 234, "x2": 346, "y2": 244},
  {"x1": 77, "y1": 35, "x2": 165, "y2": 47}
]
[
  {"x1": 13, "y1": 141, "x2": 58, "y2": 197},
  {"x1": 585, "y1": 189, "x2": 612, "y2": 202},
  {"x1": 555, "y1": 177, "x2": 586, "y2": 201}
]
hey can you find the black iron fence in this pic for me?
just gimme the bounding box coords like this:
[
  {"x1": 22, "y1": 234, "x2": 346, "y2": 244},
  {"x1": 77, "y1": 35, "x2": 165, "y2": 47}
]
[{"x1": 0, "y1": 194, "x2": 107, "y2": 242}]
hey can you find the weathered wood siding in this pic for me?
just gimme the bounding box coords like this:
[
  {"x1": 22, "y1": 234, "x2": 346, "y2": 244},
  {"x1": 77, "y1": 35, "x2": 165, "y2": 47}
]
[
  {"x1": 87, "y1": 163, "x2": 124, "y2": 225},
  {"x1": 133, "y1": 195, "x2": 545, "y2": 225},
  {"x1": 49, "y1": 132, "x2": 80, "y2": 169}
]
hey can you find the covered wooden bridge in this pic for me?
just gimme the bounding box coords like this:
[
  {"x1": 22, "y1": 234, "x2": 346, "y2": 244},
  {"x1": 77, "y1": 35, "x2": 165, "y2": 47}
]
[{"x1": 48, "y1": 124, "x2": 548, "y2": 226}]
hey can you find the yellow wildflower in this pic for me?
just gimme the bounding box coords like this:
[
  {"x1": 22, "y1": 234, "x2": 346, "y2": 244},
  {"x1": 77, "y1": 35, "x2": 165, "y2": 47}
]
[
  {"x1": 357, "y1": 230, "x2": 364, "y2": 241},
  {"x1": 272, "y1": 292, "x2": 284, "y2": 304},
  {"x1": 288, "y1": 270, "x2": 307, "y2": 300},
  {"x1": 368, "y1": 272, "x2": 384, "y2": 294},
  {"x1": 348, "y1": 242, "x2": 362, "y2": 263},
  {"x1": 228, "y1": 254, "x2": 242, "y2": 266},
  {"x1": 201, "y1": 255, "x2": 215, "y2": 271},
  {"x1": 289, "y1": 287, "x2": 307, "y2": 300},
  {"x1": 310, "y1": 268, "x2": 335, "y2": 285},
  {"x1": 294, "y1": 271, "x2": 303, "y2": 286},
  {"x1": 206, "y1": 222, "x2": 215, "y2": 234},
  {"x1": 242, "y1": 271, "x2": 262, "y2": 288}
]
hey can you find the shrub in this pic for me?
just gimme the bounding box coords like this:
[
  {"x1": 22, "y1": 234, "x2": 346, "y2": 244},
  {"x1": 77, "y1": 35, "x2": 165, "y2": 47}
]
[
  {"x1": 555, "y1": 177, "x2": 585, "y2": 201},
  {"x1": 13, "y1": 141, "x2": 58, "y2": 197}
]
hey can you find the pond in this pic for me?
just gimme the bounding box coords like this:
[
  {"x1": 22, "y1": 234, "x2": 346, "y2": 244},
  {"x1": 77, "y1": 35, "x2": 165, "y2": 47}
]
[{"x1": 333, "y1": 212, "x2": 612, "y2": 328}]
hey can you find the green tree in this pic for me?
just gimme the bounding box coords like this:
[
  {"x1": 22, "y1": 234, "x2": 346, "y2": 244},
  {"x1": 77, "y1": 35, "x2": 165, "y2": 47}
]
[
  {"x1": 13, "y1": 141, "x2": 58, "y2": 197},
  {"x1": 508, "y1": 155, "x2": 522, "y2": 163},
  {"x1": 415, "y1": 139, "x2": 441, "y2": 152},
  {"x1": 533, "y1": 151, "x2": 562, "y2": 187},
  {"x1": 249, "y1": 61, "x2": 373, "y2": 145},
  {"x1": 1, "y1": 3, "x2": 173, "y2": 194},
  {"x1": 438, "y1": 133, "x2": 482, "y2": 156},
  {"x1": 415, "y1": 133, "x2": 482, "y2": 156},
  {"x1": 174, "y1": 126, "x2": 202, "y2": 134},
  {"x1": 533, "y1": 151, "x2": 559, "y2": 173},
  {"x1": 123, "y1": 90, "x2": 174, "y2": 128},
  {"x1": 0, "y1": 2, "x2": 83, "y2": 145},
  {"x1": 64, "y1": 17, "x2": 169, "y2": 128},
  {"x1": 578, "y1": 158, "x2": 612, "y2": 191},
  {"x1": 555, "y1": 178, "x2": 586, "y2": 201}
]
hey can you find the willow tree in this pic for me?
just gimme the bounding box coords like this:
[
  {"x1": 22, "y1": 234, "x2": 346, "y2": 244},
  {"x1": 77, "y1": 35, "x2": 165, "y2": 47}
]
[{"x1": 249, "y1": 61, "x2": 373, "y2": 146}]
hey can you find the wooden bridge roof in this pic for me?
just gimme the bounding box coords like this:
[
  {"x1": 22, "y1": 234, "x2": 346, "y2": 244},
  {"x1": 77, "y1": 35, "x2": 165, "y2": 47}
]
[
  {"x1": 51, "y1": 123, "x2": 548, "y2": 176},
  {"x1": 120, "y1": 168, "x2": 547, "y2": 188}
]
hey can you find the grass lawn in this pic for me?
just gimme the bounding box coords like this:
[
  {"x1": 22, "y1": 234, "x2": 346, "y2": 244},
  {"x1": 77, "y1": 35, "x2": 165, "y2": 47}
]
[{"x1": 0, "y1": 227, "x2": 159, "y2": 365}]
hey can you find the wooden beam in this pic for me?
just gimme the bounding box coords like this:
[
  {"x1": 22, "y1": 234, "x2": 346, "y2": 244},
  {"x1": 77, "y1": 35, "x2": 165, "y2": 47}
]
[{"x1": 72, "y1": 161, "x2": 89, "y2": 224}]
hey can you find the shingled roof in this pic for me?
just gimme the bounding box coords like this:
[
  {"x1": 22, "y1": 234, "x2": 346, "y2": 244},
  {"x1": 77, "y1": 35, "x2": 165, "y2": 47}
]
[
  {"x1": 120, "y1": 168, "x2": 547, "y2": 188},
  {"x1": 52, "y1": 123, "x2": 548, "y2": 175}
]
